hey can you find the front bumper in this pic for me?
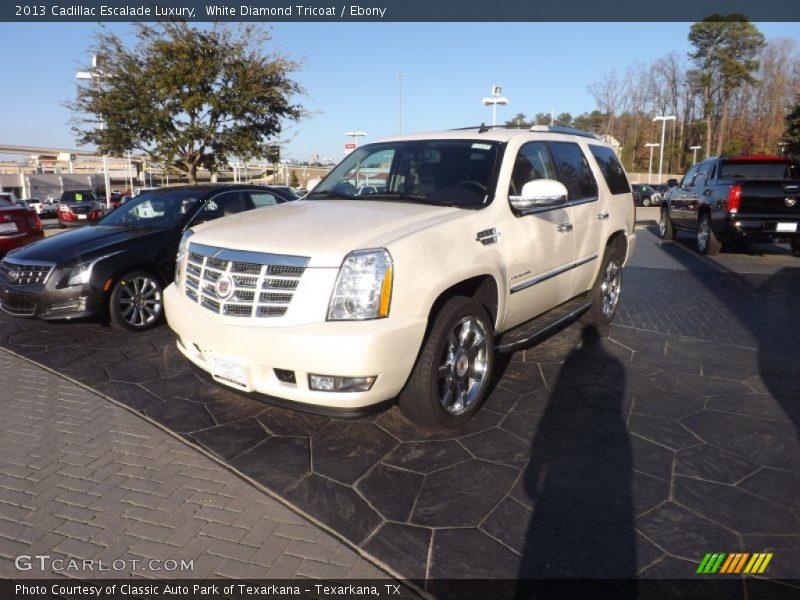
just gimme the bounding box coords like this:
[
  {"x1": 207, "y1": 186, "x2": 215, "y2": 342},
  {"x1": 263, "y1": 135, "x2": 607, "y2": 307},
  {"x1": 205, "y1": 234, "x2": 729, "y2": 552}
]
[
  {"x1": 0, "y1": 277, "x2": 100, "y2": 320},
  {"x1": 164, "y1": 284, "x2": 428, "y2": 410}
]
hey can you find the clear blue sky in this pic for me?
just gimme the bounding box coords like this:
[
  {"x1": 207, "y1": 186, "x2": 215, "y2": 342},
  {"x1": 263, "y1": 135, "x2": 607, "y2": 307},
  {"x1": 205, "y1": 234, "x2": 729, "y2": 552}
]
[{"x1": 0, "y1": 22, "x2": 797, "y2": 162}]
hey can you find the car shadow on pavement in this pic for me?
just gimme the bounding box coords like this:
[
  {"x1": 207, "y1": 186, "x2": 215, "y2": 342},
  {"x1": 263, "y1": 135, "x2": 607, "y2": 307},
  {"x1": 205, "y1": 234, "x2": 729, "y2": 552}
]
[{"x1": 514, "y1": 326, "x2": 637, "y2": 598}]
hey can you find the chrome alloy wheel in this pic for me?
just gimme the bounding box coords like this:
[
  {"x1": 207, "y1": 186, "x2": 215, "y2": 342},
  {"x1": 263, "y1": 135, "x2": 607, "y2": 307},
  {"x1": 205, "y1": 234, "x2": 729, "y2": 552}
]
[
  {"x1": 117, "y1": 276, "x2": 162, "y2": 328},
  {"x1": 697, "y1": 218, "x2": 710, "y2": 253},
  {"x1": 600, "y1": 259, "x2": 622, "y2": 319},
  {"x1": 437, "y1": 316, "x2": 490, "y2": 416}
]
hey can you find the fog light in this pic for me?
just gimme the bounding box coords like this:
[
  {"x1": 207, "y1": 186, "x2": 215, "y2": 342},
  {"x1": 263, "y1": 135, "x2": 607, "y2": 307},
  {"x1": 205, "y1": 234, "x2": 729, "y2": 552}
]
[
  {"x1": 308, "y1": 374, "x2": 376, "y2": 392},
  {"x1": 45, "y1": 297, "x2": 87, "y2": 314}
]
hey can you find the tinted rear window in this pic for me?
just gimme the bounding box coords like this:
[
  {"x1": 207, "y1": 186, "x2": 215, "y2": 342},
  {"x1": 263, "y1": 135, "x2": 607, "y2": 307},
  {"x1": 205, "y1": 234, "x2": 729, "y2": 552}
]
[
  {"x1": 589, "y1": 145, "x2": 630, "y2": 195},
  {"x1": 720, "y1": 162, "x2": 793, "y2": 180}
]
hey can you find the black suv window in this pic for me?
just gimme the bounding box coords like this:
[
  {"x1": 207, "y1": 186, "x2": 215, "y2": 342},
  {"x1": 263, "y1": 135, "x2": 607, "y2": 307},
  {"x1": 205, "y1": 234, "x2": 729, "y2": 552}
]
[
  {"x1": 508, "y1": 142, "x2": 558, "y2": 196},
  {"x1": 548, "y1": 142, "x2": 598, "y2": 201},
  {"x1": 682, "y1": 164, "x2": 701, "y2": 187},
  {"x1": 589, "y1": 145, "x2": 630, "y2": 195}
]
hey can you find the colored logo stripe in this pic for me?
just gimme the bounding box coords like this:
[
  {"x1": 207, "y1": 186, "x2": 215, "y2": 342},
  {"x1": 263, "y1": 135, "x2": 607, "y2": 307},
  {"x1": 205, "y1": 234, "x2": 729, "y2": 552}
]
[{"x1": 698, "y1": 552, "x2": 773, "y2": 574}]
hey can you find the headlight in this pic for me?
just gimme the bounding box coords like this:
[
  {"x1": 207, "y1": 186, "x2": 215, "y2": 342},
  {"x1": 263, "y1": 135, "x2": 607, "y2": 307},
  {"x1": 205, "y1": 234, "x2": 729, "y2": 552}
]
[
  {"x1": 67, "y1": 261, "x2": 97, "y2": 286},
  {"x1": 328, "y1": 249, "x2": 393, "y2": 321},
  {"x1": 66, "y1": 251, "x2": 122, "y2": 287},
  {"x1": 175, "y1": 229, "x2": 194, "y2": 283}
]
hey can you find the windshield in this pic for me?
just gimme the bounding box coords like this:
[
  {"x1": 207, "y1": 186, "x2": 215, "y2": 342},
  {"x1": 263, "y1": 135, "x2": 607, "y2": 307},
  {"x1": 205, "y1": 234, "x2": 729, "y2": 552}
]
[
  {"x1": 308, "y1": 139, "x2": 504, "y2": 208},
  {"x1": 61, "y1": 190, "x2": 96, "y2": 203},
  {"x1": 0, "y1": 197, "x2": 13, "y2": 207},
  {"x1": 98, "y1": 189, "x2": 203, "y2": 229}
]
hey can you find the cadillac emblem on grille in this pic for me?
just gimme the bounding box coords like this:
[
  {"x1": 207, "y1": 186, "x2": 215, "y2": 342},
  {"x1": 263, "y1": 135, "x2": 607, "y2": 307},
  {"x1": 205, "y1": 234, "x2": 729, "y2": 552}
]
[
  {"x1": 215, "y1": 274, "x2": 233, "y2": 300},
  {"x1": 786, "y1": 197, "x2": 797, "y2": 207},
  {"x1": 8, "y1": 267, "x2": 19, "y2": 282}
]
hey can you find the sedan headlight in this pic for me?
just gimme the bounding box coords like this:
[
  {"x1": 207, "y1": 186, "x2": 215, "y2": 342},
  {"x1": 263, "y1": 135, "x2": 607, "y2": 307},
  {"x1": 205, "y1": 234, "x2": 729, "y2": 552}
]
[
  {"x1": 66, "y1": 251, "x2": 122, "y2": 287},
  {"x1": 175, "y1": 229, "x2": 194, "y2": 283},
  {"x1": 328, "y1": 249, "x2": 393, "y2": 321},
  {"x1": 67, "y1": 259, "x2": 99, "y2": 286}
]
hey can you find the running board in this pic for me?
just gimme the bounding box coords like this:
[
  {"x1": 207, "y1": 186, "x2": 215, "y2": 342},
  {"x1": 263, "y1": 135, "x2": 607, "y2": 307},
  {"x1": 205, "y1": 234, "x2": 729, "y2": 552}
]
[{"x1": 495, "y1": 293, "x2": 592, "y2": 353}]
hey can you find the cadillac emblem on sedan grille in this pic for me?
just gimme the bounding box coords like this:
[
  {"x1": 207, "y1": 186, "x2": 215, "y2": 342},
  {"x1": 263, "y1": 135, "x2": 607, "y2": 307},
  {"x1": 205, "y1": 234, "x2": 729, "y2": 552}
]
[
  {"x1": 8, "y1": 268, "x2": 19, "y2": 282},
  {"x1": 215, "y1": 274, "x2": 234, "y2": 300},
  {"x1": 786, "y1": 197, "x2": 797, "y2": 207}
]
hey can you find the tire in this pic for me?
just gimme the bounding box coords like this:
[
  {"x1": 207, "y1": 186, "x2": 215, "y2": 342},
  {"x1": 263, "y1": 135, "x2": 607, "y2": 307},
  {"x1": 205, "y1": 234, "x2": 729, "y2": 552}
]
[
  {"x1": 642, "y1": 197, "x2": 651, "y2": 207},
  {"x1": 791, "y1": 239, "x2": 800, "y2": 258},
  {"x1": 399, "y1": 296, "x2": 494, "y2": 430},
  {"x1": 697, "y1": 213, "x2": 722, "y2": 255},
  {"x1": 109, "y1": 270, "x2": 164, "y2": 332},
  {"x1": 580, "y1": 247, "x2": 624, "y2": 328},
  {"x1": 658, "y1": 207, "x2": 675, "y2": 240}
]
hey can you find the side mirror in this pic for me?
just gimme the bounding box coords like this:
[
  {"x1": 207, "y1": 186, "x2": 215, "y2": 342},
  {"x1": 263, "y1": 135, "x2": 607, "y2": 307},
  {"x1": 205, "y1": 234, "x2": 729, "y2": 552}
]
[{"x1": 509, "y1": 179, "x2": 569, "y2": 211}]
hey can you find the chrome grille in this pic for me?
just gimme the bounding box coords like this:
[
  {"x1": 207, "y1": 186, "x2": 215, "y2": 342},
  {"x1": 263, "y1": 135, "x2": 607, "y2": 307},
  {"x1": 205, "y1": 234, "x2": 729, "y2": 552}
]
[
  {"x1": 183, "y1": 243, "x2": 308, "y2": 319},
  {"x1": 0, "y1": 259, "x2": 55, "y2": 286}
]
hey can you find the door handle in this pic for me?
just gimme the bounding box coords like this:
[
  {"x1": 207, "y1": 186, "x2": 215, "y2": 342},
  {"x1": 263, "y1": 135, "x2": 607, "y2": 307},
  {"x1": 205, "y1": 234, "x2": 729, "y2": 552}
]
[
  {"x1": 597, "y1": 211, "x2": 609, "y2": 220},
  {"x1": 557, "y1": 223, "x2": 573, "y2": 232}
]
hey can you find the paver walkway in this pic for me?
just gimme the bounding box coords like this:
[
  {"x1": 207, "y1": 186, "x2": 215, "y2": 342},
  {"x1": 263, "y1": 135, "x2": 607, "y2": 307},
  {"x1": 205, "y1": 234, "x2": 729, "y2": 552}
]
[{"x1": 0, "y1": 349, "x2": 388, "y2": 581}]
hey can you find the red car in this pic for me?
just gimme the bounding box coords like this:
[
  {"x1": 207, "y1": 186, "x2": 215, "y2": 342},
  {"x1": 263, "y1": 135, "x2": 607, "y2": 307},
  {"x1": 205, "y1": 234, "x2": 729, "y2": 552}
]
[
  {"x1": 0, "y1": 194, "x2": 44, "y2": 256},
  {"x1": 57, "y1": 189, "x2": 105, "y2": 228}
]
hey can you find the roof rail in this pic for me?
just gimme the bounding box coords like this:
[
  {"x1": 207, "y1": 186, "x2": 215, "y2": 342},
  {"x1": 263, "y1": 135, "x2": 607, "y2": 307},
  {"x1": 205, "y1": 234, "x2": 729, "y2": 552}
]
[
  {"x1": 450, "y1": 124, "x2": 509, "y2": 131},
  {"x1": 529, "y1": 125, "x2": 601, "y2": 140}
]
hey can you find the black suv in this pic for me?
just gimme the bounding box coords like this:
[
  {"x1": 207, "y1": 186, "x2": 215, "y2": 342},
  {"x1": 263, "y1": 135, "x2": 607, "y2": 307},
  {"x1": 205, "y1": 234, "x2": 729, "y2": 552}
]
[{"x1": 0, "y1": 184, "x2": 288, "y2": 331}]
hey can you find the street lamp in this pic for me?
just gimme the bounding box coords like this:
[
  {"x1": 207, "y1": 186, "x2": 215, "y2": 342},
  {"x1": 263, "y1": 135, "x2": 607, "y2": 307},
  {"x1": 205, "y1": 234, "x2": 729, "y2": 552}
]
[
  {"x1": 652, "y1": 115, "x2": 676, "y2": 185},
  {"x1": 76, "y1": 55, "x2": 112, "y2": 210},
  {"x1": 481, "y1": 85, "x2": 508, "y2": 127},
  {"x1": 644, "y1": 143, "x2": 660, "y2": 185},
  {"x1": 690, "y1": 145, "x2": 702, "y2": 165},
  {"x1": 345, "y1": 131, "x2": 367, "y2": 147}
]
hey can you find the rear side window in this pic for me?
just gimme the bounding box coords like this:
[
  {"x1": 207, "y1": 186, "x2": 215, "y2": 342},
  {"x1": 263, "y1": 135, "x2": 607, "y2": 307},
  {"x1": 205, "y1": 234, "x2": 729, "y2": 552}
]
[
  {"x1": 548, "y1": 142, "x2": 598, "y2": 201},
  {"x1": 589, "y1": 145, "x2": 630, "y2": 195}
]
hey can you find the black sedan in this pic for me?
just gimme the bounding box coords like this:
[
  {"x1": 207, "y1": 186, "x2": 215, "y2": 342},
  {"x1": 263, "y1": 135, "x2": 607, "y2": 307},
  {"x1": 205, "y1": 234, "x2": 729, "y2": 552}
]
[
  {"x1": 631, "y1": 183, "x2": 662, "y2": 207},
  {"x1": 0, "y1": 184, "x2": 287, "y2": 331}
]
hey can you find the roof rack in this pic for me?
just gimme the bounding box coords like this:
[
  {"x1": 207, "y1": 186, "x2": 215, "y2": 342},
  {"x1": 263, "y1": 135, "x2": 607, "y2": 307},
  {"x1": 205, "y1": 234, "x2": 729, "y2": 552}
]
[
  {"x1": 529, "y1": 125, "x2": 601, "y2": 140},
  {"x1": 450, "y1": 124, "x2": 508, "y2": 131}
]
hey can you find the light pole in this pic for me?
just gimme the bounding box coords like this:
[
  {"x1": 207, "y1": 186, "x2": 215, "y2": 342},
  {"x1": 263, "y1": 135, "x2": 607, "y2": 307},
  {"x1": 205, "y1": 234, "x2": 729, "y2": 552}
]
[
  {"x1": 652, "y1": 115, "x2": 676, "y2": 185},
  {"x1": 397, "y1": 73, "x2": 405, "y2": 134},
  {"x1": 644, "y1": 143, "x2": 660, "y2": 185},
  {"x1": 690, "y1": 145, "x2": 702, "y2": 165},
  {"x1": 481, "y1": 85, "x2": 508, "y2": 127},
  {"x1": 76, "y1": 55, "x2": 111, "y2": 210},
  {"x1": 345, "y1": 131, "x2": 367, "y2": 148}
]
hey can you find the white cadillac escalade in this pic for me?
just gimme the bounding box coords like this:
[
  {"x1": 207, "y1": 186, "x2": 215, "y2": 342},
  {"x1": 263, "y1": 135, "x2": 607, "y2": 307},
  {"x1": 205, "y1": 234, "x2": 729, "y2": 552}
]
[{"x1": 165, "y1": 126, "x2": 636, "y2": 429}]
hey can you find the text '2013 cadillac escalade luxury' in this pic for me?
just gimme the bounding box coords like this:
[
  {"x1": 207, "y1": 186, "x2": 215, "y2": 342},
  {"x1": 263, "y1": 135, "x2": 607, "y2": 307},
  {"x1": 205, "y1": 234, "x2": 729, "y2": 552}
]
[{"x1": 165, "y1": 126, "x2": 637, "y2": 430}]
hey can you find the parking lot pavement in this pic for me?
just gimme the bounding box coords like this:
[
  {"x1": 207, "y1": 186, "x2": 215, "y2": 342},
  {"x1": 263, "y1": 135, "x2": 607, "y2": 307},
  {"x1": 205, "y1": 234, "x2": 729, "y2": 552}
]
[
  {"x1": 0, "y1": 230, "x2": 798, "y2": 593},
  {"x1": 0, "y1": 349, "x2": 389, "y2": 581}
]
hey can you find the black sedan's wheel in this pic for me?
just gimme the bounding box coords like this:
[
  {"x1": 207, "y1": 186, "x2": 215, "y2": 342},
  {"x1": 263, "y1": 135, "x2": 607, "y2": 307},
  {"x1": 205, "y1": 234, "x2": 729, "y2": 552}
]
[
  {"x1": 399, "y1": 296, "x2": 493, "y2": 430},
  {"x1": 697, "y1": 213, "x2": 722, "y2": 255},
  {"x1": 109, "y1": 270, "x2": 164, "y2": 332},
  {"x1": 658, "y1": 208, "x2": 675, "y2": 240}
]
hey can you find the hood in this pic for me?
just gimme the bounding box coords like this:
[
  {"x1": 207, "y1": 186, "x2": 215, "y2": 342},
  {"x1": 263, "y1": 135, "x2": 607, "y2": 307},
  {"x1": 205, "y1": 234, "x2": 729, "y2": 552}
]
[
  {"x1": 6, "y1": 225, "x2": 163, "y2": 263},
  {"x1": 191, "y1": 200, "x2": 467, "y2": 267}
]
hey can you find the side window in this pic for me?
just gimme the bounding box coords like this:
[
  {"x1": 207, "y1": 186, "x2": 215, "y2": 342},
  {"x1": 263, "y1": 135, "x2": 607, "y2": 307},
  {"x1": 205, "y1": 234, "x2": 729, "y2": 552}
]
[
  {"x1": 508, "y1": 142, "x2": 557, "y2": 196},
  {"x1": 694, "y1": 162, "x2": 713, "y2": 187},
  {"x1": 249, "y1": 192, "x2": 280, "y2": 207},
  {"x1": 682, "y1": 164, "x2": 700, "y2": 188},
  {"x1": 548, "y1": 142, "x2": 599, "y2": 201},
  {"x1": 195, "y1": 191, "x2": 251, "y2": 223},
  {"x1": 589, "y1": 145, "x2": 630, "y2": 195}
]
